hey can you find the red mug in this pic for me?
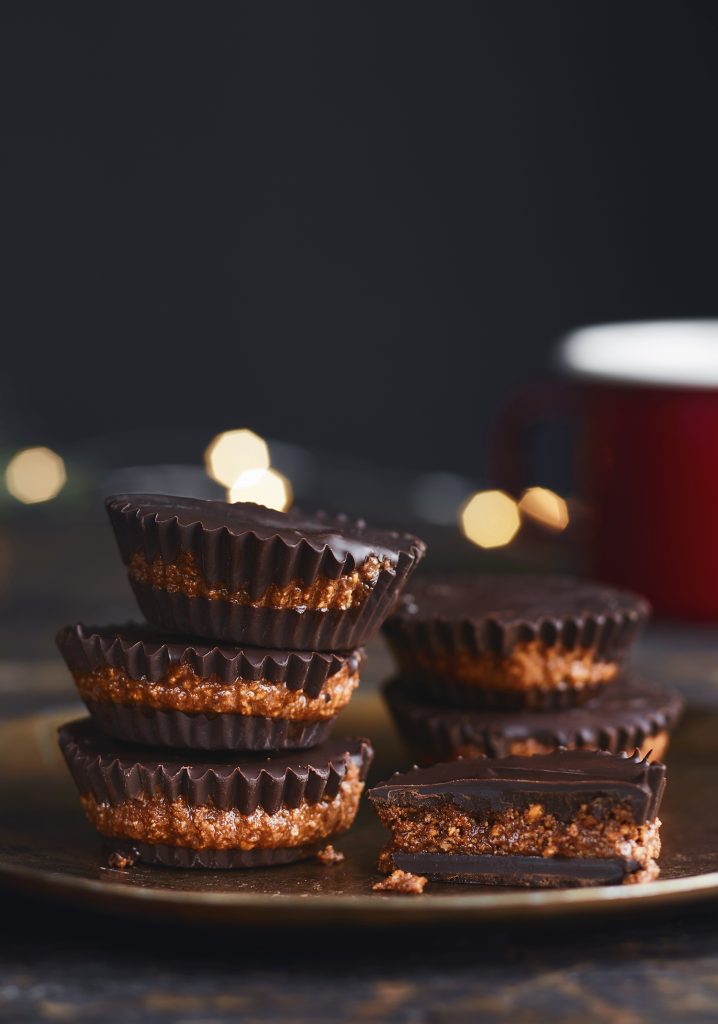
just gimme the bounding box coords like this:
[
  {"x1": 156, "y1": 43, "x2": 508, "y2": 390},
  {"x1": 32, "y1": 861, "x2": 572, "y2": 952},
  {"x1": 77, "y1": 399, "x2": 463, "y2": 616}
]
[{"x1": 498, "y1": 320, "x2": 718, "y2": 620}]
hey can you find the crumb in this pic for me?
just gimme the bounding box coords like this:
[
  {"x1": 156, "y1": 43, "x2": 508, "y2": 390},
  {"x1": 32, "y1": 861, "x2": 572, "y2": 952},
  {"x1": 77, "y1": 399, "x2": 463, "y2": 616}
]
[
  {"x1": 107, "y1": 849, "x2": 139, "y2": 870},
  {"x1": 316, "y1": 844, "x2": 345, "y2": 866},
  {"x1": 372, "y1": 869, "x2": 427, "y2": 894}
]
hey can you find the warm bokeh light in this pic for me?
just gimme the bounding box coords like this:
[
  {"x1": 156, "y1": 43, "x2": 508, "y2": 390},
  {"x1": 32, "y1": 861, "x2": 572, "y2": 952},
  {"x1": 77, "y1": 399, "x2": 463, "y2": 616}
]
[
  {"x1": 460, "y1": 489, "x2": 520, "y2": 548},
  {"x1": 205, "y1": 429, "x2": 270, "y2": 486},
  {"x1": 519, "y1": 487, "x2": 570, "y2": 531},
  {"x1": 228, "y1": 468, "x2": 293, "y2": 511},
  {"x1": 5, "y1": 447, "x2": 67, "y2": 504}
]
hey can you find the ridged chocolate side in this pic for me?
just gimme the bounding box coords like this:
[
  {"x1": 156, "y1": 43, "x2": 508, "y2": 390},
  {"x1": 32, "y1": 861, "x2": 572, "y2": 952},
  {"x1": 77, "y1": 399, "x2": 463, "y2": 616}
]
[
  {"x1": 130, "y1": 579, "x2": 408, "y2": 650},
  {"x1": 384, "y1": 675, "x2": 683, "y2": 764},
  {"x1": 59, "y1": 719, "x2": 373, "y2": 812},
  {"x1": 106, "y1": 494, "x2": 425, "y2": 595},
  {"x1": 382, "y1": 575, "x2": 649, "y2": 665},
  {"x1": 57, "y1": 623, "x2": 361, "y2": 696},
  {"x1": 85, "y1": 701, "x2": 335, "y2": 752},
  {"x1": 106, "y1": 841, "x2": 323, "y2": 869}
]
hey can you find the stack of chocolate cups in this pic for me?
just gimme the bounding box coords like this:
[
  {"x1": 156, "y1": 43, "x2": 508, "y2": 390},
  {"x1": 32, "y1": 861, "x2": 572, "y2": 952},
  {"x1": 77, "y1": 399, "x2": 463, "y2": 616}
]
[
  {"x1": 57, "y1": 494, "x2": 425, "y2": 869},
  {"x1": 381, "y1": 576, "x2": 684, "y2": 767}
]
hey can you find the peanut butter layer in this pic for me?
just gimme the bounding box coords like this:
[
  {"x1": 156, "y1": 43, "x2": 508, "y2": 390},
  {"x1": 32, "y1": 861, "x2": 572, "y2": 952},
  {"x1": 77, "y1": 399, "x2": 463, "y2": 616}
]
[
  {"x1": 73, "y1": 663, "x2": 358, "y2": 719},
  {"x1": 129, "y1": 550, "x2": 394, "y2": 612},
  {"x1": 376, "y1": 800, "x2": 661, "y2": 878},
  {"x1": 448, "y1": 731, "x2": 670, "y2": 763},
  {"x1": 394, "y1": 642, "x2": 618, "y2": 691},
  {"x1": 81, "y1": 763, "x2": 363, "y2": 850}
]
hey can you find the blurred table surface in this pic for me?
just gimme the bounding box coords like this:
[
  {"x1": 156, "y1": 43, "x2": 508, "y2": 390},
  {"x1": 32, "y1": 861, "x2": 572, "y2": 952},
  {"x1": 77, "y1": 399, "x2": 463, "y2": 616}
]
[{"x1": 2, "y1": 626, "x2": 718, "y2": 1024}]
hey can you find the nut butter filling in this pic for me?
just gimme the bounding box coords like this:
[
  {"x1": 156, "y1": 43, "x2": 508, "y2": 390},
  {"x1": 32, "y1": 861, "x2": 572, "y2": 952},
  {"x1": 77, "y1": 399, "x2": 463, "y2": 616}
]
[
  {"x1": 438, "y1": 731, "x2": 671, "y2": 765},
  {"x1": 73, "y1": 663, "x2": 359, "y2": 719},
  {"x1": 375, "y1": 799, "x2": 661, "y2": 882},
  {"x1": 81, "y1": 764, "x2": 363, "y2": 850},
  {"x1": 393, "y1": 642, "x2": 618, "y2": 692},
  {"x1": 129, "y1": 551, "x2": 394, "y2": 612}
]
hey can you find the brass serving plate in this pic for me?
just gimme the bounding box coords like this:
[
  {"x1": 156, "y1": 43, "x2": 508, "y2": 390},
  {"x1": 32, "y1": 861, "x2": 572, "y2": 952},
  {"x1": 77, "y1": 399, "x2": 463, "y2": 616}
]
[{"x1": 1, "y1": 692, "x2": 717, "y2": 925}]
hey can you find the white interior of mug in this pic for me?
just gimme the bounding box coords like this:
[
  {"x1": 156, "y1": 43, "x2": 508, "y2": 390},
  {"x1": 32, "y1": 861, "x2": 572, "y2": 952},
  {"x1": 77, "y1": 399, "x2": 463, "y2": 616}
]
[{"x1": 558, "y1": 320, "x2": 718, "y2": 387}]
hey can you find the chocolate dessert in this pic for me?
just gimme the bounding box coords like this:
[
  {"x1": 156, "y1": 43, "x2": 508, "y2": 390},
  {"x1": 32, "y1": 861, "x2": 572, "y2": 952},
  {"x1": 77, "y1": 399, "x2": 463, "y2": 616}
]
[
  {"x1": 384, "y1": 674, "x2": 683, "y2": 765},
  {"x1": 107, "y1": 495, "x2": 426, "y2": 649},
  {"x1": 57, "y1": 624, "x2": 363, "y2": 751},
  {"x1": 59, "y1": 719, "x2": 373, "y2": 868},
  {"x1": 382, "y1": 575, "x2": 650, "y2": 709},
  {"x1": 369, "y1": 748, "x2": 665, "y2": 887}
]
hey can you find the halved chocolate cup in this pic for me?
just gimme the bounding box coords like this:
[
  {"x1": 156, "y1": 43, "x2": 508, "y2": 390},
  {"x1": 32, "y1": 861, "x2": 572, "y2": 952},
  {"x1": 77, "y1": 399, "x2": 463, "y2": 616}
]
[
  {"x1": 106, "y1": 495, "x2": 425, "y2": 650},
  {"x1": 382, "y1": 575, "x2": 650, "y2": 710},
  {"x1": 57, "y1": 624, "x2": 363, "y2": 750},
  {"x1": 383, "y1": 674, "x2": 683, "y2": 766},
  {"x1": 59, "y1": 719, "x2": 373, "y2": 869}
]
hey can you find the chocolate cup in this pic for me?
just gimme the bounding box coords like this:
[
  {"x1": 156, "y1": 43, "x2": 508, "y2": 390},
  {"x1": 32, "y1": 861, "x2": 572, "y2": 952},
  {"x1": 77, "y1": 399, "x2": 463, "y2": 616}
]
[
  {"x1": 382, "y1": 575, "x2": 649, "y2": 707},
  {"x1": 56, "y1": 623, "x2": 361, "y2": 696},
  {"x1": 59, "y1": 719, "x2": 373, "y2": 812},
  {"x1": 85, "y1": 701, "x2": 336, "y2": 752},
  {"x1": 383, "y1": 675, "x2": 684, "y2": 765},
  {"x1": 105, "y1": 841, "x2": 323, "y2": 870},
  {"x1": 106, "y1": 495, "x2": 425, "y2": 649},
  {"x1": 129, "y1": 579, "x2": 406, "y2": 650}
]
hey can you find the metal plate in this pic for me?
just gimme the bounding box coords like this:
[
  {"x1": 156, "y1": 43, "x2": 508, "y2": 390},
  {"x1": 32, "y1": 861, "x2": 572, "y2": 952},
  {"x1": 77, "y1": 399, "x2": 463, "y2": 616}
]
[{"x1": 1, "y1": 692, "x2": 717, "y2": 925}]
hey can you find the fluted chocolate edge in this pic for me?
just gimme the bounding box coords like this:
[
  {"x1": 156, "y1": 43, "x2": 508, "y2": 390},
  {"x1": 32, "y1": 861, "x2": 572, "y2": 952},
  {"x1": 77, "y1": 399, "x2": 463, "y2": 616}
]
[
  {"x1": 59, "y1": 719, "x2": 373, "y2": 813},
  {"x1": 106, "y1": 496, "x2": 425, "y2": 595},
  {"x1": 57, "y1": 622, "x2": 362, "y2": 695},
  {"x1": 85, "y1": 701, "x2": 336, "y2": 751},
  {"x1": 383, "y1": 676, "x2": 684, "y2": 761}
]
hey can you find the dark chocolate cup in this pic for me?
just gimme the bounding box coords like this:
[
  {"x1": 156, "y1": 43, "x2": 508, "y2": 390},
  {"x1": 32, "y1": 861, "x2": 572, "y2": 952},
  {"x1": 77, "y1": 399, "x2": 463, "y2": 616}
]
[
  {"x1": 129, "y1": 577, "x2": 409, "y2": 650},
  {"x1": 85, "y1": 701, "x2": 335, "y2": 752},
  {"x1": 57, "y1": 624, "x2": 362, "y2": 750},
  {"x1": 383, "y1": 675, "x2": 684, "y2": 766},
  {"x1": 382, "y1": 575, "x2": 650, "y2": 710},
  {"x1": 59, "y1": 720, "x2": 373, "y2": 870},
  {"x1": 106, "y1": 495, "x2": 425, "y2": 650}
]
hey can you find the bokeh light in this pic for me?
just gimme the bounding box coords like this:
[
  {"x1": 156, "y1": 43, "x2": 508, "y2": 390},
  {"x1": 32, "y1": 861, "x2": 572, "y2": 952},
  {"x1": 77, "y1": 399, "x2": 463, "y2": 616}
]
[
  {"x1": 460, "y1": 489, "x2": 520, "y2": 548},
  {"x1": 205, "y1": 429, "x2": 269, "y2": 486},
  {"x1": 519, "y1": 487, "x2": 570, "y2": 531},
  {"x1": 228, "y1": 468, "x2": 292, "y2": 511},
  {"x1": 5, "y1": 447, "x2": 67, "y2": 504}
]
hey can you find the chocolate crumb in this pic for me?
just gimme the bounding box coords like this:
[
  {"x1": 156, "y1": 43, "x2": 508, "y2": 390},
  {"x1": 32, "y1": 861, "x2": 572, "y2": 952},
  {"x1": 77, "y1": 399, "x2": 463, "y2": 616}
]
[
  {"x1": 108, "y1": 849, "x2": 139, "y2": 870},
  {"x1": 316, "y1": 844, "x2": 345, "y2": 866},
  {"x1": 373, "y1": 869, "x2": 427, "y2": 894}
]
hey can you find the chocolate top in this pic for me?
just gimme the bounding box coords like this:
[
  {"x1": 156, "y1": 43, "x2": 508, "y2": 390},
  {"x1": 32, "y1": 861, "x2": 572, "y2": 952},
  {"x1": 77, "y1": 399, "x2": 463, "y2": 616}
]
[
  {"x1": 59, "y1": 718, "x2": 373, "y2": 813},
  {"x1": 106, "y1": 494, "x2": 425, "y2": 567},
  {"x1": 369, "y1": 748, "x2": 665, "y2": 821},
  {"x1": 389, "y1": 575, "x2": 650, "y2": 627},
  {"x1": 56, "y1": 623, "x2": 361, "y2": 694}
]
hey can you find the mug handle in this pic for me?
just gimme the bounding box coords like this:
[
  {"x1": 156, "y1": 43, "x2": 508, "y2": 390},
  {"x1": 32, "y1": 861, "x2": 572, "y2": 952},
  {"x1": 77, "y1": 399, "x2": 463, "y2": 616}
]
[{"x1": 490, "y1": 379, "x2": 577, "y2": 494}]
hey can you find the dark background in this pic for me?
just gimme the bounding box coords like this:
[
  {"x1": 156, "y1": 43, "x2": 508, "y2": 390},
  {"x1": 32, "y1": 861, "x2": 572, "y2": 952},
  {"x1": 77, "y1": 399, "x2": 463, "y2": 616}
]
[{"x1": 3, "y1": 0, "x2": 718, "y2": 476}]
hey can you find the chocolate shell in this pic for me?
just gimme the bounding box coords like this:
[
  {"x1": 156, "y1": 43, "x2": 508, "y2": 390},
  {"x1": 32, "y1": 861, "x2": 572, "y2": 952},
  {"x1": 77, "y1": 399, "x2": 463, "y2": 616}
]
[
  {"x1": 384, "y1": 575, "x2": 650, "y2": 657},
  {"x1": 84, "y1": 701, "x2": 335, "y2": 751},
  {"x1": 106, "y1": 495, "x2": 425, "y2": 648},
  {"x1": 59, "y1": 719, "x2": 373, "y2": 813},
  {"x1": 56, "y1": 623, "x2": 361, "y2": 698},
  {"x1": 384, "y1": 675, "x2": 683, "y2": 764},
  {"x1": 382, "y1": 575, "x2": 649, "y2": 708}
]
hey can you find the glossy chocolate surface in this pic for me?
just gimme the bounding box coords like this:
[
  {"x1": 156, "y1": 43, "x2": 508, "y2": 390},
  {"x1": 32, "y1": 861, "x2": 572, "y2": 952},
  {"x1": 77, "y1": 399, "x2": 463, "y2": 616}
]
[
  {"x1": 369, "y1": 748, "x2": 665, "y2": 821},
  {"x1": 106, "y1": 494, "x2": 425, "y2": 569},
  {"x1": 390, "y1": 851, "x2": 637, "y2": 887}
]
